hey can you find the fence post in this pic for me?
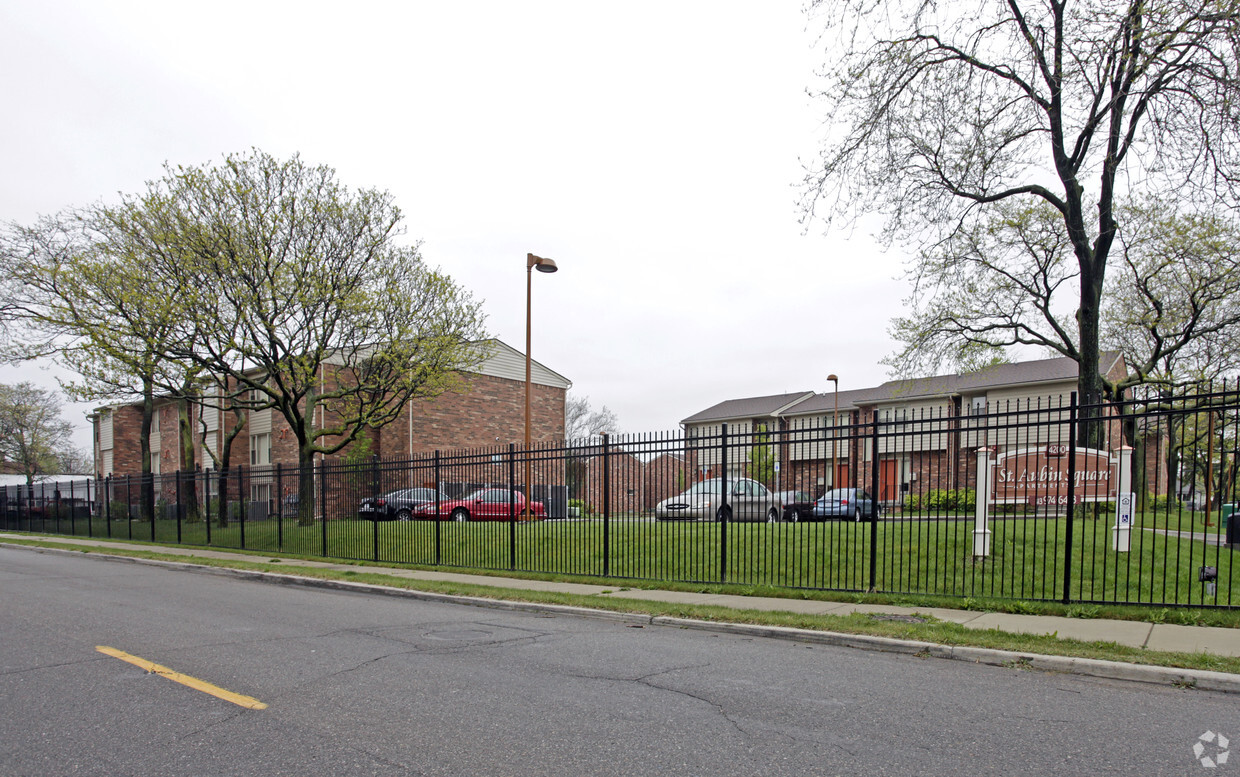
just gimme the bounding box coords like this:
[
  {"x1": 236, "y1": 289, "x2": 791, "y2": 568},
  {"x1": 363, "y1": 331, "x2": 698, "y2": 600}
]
[
  {"x1": 320, "y1": 458, "x2": 328, "y2": 558},
  {"x1": 434, "y1": 450, "x2": 442, "y2": 566},
  {"x1": 205, "y1": 470, "x2": 212, "y2": 545},
  {"x1": 602, "y1": 434, "x2": 611, "y2": 577},
  {"x1": 56, "y1": 483, "x2": 65, "y2": 535},
  {"x1": 275, "y1": 463, "x2": 283, "y2": 550},
  {"x1": 175, "y1": 469, "x2": 183, "y2": 544},
  {"x1": 148, "y1": 476, "x2": 155, "y2": 542},
  {"x1": 1113, "y1": 446, "x2": 1134, "y2": 552},
  {"x1": 237, "y1": 466, "x2": 245, "y2": 550},
  {"x1": 973, "y1": 447, "x2": 993, "y2": 557},
  {"x1": 720, "y1": 422, "x2": 728, "y2": 584},
  {"x1": 1062, "y1": 391, "x2": 1079, "y2": 604},
  {"x1": 508, "y1": 443, "x2": 517, "y2": 571},
  {"x1": 372, "y1": 455, "x2": 380, "y2": 562},
  {"x1": 105, "y1": 475, "x2": 112, "y2": 539},
  {"x1": 869, "y1": 417, "x2": 880, "y2": 592},
  {"x1": 85, "y1": 477, "x2": 93, "y2": 538}
]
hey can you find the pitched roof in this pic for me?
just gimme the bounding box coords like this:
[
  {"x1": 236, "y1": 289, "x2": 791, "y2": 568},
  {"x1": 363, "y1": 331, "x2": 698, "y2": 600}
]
[
  {"x1": 869, "y1": 351, "x2": 1122, "y2": 402},
  {"x1": 682, "y1": 352, "x2": 1125, "y2": 423},
  {"x1": 782, "y1": 386, "x2": 891, "y2": 416},
  {"x1": 680, "y1": 391, "x2": 815, "y2": 424}
]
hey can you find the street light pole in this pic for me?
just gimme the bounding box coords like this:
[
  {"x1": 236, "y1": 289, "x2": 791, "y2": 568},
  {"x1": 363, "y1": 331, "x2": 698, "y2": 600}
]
[
  {"x1": 827, "y1": 374, "x2": 839, "y2": 490},
  {"x1": 525, "y1": 253, "x2": 557, "y2": 519}
]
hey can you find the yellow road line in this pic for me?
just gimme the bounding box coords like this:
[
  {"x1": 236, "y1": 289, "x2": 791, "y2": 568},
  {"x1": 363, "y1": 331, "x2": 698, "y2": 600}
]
[{"x1": 95, "y1": 646, "x2": 268, "y2": 710}]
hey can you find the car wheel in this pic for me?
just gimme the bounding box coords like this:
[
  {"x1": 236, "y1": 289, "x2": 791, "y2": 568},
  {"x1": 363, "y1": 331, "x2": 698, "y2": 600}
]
[
  {"x1": 396, "y1": 508, "x2": 412, "y2": 522},
  {"x1": 450, "y1": 508, "x2": 469, "y2": 523},
  {"x1": 715, "y1": 506, "x2": 732, "y2": 522},
  {"x1": 766, "y1": 507, "x2": 780, "y2": 523}
]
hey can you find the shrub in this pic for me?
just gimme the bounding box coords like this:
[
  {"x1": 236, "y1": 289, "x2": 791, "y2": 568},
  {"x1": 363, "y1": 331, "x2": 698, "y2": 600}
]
[
  {"x1": 1146, "y1": 492, "x2": 1178, "y2": 511},
  {"x1": 907, "y1": 488, "x2": 976, "y2": 512},
  {"x1": 567, "y1": 498, "x2": 596, "y2": 518}
]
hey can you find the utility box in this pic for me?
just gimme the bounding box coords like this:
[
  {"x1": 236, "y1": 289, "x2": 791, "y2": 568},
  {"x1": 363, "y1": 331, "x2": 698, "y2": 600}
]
[{"x1": 1225, "y1": 504, "x2": 1240, "y2": 547}]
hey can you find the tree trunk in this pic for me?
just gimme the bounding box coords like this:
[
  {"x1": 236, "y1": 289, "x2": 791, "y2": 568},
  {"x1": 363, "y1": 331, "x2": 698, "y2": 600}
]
[
  {"x1": 217, "y1": 466, "x2": 230, "y2": 528},
  {"x1": 297, "y1": 446, "x2": 317, "y2": 526},
  {"x1": 177, "y1": 394, "x2": 200, "y2": 522},
  {"x1": 1075, "y1": 262, "x2": 1107, "y2": 449},
  {"x1": 140, "y1": 389, "x2": 155, "y2": 524}
]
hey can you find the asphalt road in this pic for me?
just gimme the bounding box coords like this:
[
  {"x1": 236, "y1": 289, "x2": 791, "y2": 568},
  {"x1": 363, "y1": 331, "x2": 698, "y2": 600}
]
[{"x1": 2, "y1": 547, "x2": 1237, "y2": 776}]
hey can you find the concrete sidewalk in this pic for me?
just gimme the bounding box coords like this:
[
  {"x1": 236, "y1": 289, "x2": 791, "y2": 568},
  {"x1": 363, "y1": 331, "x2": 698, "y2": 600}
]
[
  {"x1": 5, "y1": 533, "x2": 1240, "y2": 693},
  {"x1": 6, "y1": 532, "x2": 1238, "y2": 656}
]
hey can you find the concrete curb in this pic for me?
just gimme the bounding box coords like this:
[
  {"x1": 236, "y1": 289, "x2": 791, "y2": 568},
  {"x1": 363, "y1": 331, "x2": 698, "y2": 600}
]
[{"x1": 9, "y1": 542, "x2": 1240, "y2": 694}]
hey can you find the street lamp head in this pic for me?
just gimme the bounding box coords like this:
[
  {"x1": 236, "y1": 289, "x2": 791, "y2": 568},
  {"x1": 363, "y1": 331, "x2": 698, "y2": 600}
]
[
  {"x1": 528, "y1": 253, "x2": 558, "y2": 273},
  {"x1": 827, "y1": 374, "x2": 838, "y2": 384}
]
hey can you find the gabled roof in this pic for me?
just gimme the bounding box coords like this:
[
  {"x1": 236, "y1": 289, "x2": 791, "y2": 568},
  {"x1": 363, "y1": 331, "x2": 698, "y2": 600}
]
[
  {"x1": 682, "y1": 353, "x2": 1125, "y2": 423},
  {"x1": 869, "y1": 351, "x2": 1122, "y2": 403},
  {"x1": 681, "y1": 391, "x2": 815, "y2": 425},
  {"x1": 473, "y1": 339, "x2": 571, "y2": 390},
  {"x1": 783, "y1": 386, "x2": 891, "y2": 417}
]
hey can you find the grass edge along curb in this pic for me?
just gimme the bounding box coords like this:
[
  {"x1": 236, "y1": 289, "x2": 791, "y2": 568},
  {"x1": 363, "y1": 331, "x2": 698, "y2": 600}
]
[{"x1": 6, "y1": 539, "x2": 1240, "y2": 692}]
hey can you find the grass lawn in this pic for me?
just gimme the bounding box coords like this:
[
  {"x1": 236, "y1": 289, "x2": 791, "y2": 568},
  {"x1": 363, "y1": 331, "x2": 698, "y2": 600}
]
[
  {"x1": 4, "y1": 535, "x2": 1239, "y2": 677},
  {"x1": 15, "y1": 509, "x2": 1235, "y2": 608}
]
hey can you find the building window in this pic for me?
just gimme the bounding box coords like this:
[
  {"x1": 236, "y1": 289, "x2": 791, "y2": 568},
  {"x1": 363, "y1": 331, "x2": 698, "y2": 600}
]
[{"x1": 250, "y1": 433, "x2": 271, "y2": 467}]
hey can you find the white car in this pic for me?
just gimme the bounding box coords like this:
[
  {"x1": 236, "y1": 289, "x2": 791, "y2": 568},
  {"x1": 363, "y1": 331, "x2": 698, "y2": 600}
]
[{"x1": 654, "y1": 478, "x2": 781, "y2": 522}]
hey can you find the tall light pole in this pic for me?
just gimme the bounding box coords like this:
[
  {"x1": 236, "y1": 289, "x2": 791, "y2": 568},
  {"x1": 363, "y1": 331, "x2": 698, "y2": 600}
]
[
  {"x1": 827, "y1": 374, "x2": 839, "y2": 491},
  {"x1": 525, "y1": 253, "x2": 557, "y2": 519}
]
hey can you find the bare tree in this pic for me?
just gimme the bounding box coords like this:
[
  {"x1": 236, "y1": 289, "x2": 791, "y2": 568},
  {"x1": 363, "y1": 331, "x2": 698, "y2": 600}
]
[
  {"x1": 885, "y1": 199, "x2": 1240, "y2": 392},
  {"x1": 565, "y1": 393, "x2": 619, "y2": 441},
  {"x1": 804, "y1": 0, "x2": 1240, "y2": 414},
  {"x1": 0, "y1": 383, "x2": 77, "y2": 485}
]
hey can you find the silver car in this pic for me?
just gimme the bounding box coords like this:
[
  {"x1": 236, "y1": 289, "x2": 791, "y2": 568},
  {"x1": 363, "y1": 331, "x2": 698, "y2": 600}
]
[{"x1": 655, "y1": 478, "x2": 781, "y2": 522}]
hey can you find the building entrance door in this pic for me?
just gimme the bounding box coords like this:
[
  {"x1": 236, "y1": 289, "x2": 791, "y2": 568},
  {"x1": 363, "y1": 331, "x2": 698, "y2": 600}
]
[{"x1": 879, "y1": 459, "x2": 898, "y2": 503}]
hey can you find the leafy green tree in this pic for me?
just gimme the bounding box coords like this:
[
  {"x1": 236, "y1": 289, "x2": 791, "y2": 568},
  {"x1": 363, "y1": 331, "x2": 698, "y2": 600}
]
[
  {"x1": 803, "y1": 0, "x2": 1240, "y2": 421},
  {"x1": 3, "y1": 150, "x2": 487, "y2": 526},
  {"x1": 1, "y1": 211, "x2": 198, "y2": 521},
  {"x1": 149, "y1": 151, "x2": 487, "y2": 523},
  {"x1": 0, "y1": 383, "x2": 77, "y2": 485},
  {"x1": 748, "y1": 424, "x2": 775, "y2": 487}
]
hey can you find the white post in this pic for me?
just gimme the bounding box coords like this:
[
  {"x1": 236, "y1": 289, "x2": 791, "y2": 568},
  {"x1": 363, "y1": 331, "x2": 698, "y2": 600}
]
[
  {"x1": 973, "y1": 446, "x2": 993, "y2": 558},
  {"x1": 1113, "y1": 446, "x2": 1133, "y2": 552}
]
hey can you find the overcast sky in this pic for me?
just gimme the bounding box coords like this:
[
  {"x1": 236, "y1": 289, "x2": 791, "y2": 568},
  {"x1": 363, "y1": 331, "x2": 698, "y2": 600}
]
[{"x1": 1, "y1": 1, "x2": 911, "y2": 451}]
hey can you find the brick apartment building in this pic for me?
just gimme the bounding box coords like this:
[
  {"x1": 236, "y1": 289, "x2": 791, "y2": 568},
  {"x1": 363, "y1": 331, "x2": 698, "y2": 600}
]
[
  {"x1": 92, "y1": 339, "x2": 571, "y2": 481},
  {"x1": 680, "y1": 353, "x2": 1155, "y2": 506}
]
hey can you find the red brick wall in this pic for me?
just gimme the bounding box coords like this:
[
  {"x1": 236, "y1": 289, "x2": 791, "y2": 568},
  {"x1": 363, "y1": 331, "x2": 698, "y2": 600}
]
[
  {"x1": 99, "y1": 371, "x2": 567, "y2": 476},
  {"x1": 380, "y1": 373, "x2": 566, "y2": 459},
  {"x1": 102, "y1": 405, "x2": 143, "y2": 478}
]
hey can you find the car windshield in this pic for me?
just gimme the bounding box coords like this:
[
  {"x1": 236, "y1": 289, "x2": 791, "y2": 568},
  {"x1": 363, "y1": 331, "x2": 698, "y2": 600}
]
[
  {"x1": 465, "y1": 489, "x2": 518, "y2": 503},
  {"x1": 681, "y1": 480, "x2": 723, "y2": 496},
  {"x1": 821, "y1": 489, "x2": 852, "y2": 500}
]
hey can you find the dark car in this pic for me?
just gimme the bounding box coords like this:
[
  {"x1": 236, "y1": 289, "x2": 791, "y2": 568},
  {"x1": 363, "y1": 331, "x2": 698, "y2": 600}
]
[
  {"x1": 811, "y1": 488, "x2": 882, "y2": 521},
  {"x1": 359, "y1": 488, "x2": 449, "y2": 521},
  {"x1": 774, "y1": 490, "x2": 816, "y2": 521},
  {"x1": 412, "y1": 488, "x2": 547, "y2": 522}
]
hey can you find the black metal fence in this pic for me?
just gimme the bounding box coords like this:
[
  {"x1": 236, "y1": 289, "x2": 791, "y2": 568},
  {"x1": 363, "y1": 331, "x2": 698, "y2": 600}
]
[{"x1": 4, "y1": 386, "x2": 1238, "y2": 608}]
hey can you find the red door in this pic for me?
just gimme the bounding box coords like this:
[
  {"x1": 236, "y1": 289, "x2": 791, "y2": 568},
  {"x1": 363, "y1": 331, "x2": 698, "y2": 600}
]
[
  {"x1": 835, "y1": 462, "x2": 850, "y2": 490},
  {"x1": 879, "y1": 459, "x2": 898, "y2": 503}
]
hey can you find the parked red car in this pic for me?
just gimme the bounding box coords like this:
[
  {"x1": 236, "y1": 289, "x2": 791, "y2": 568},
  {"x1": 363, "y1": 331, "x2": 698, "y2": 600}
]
[{"x1": 412, "y1": 488, "x2": 546, "y2": 522}]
